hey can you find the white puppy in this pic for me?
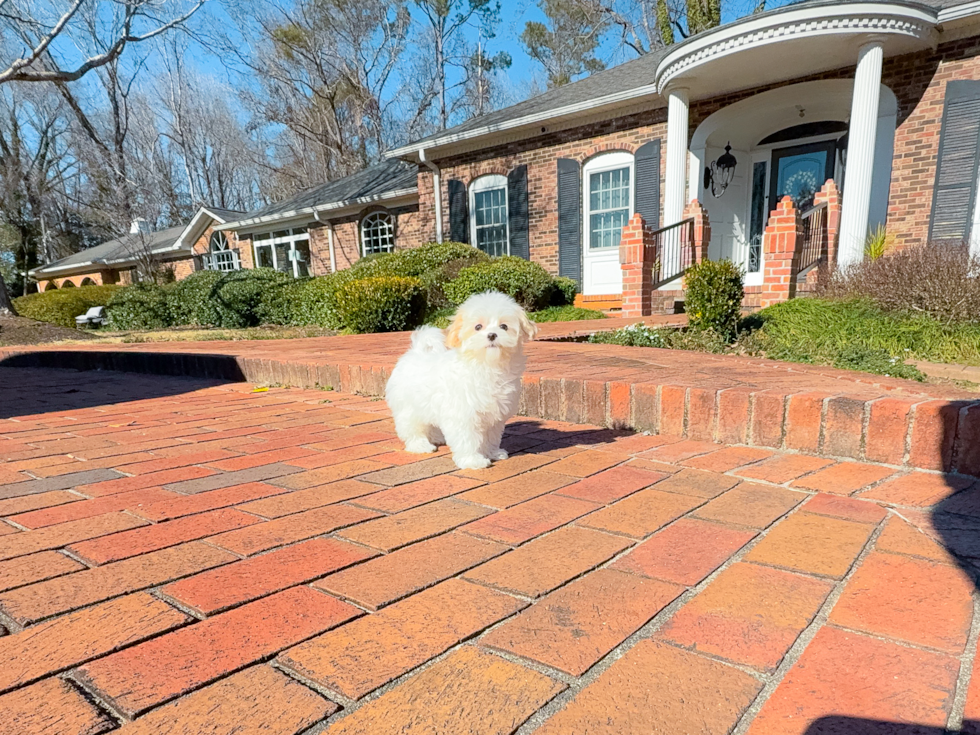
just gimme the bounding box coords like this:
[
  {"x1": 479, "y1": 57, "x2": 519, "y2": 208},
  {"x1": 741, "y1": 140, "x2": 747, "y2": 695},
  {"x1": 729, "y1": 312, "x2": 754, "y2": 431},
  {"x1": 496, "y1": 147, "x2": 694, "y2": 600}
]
[{"x1": 385, "y1": 291, "x2": 538, "y2": 470}]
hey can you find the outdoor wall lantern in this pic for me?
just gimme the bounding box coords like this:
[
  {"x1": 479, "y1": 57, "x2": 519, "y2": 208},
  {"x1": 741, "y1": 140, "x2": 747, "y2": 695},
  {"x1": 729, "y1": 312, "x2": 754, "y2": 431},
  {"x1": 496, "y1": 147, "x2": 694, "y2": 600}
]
[
  {"x1": 704, "y1": 143, "x2": 737, "y2": 198},
  {"x1": 837, "y1": 131, "x2": 848, "y2": 168}
]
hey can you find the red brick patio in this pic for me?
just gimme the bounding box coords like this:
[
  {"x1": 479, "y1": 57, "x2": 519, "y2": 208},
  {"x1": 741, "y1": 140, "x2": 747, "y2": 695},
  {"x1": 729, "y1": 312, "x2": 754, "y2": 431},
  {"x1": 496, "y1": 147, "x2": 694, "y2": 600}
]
[{"x1": 1, "y1": 366, "x2": 979, "y2": 734}]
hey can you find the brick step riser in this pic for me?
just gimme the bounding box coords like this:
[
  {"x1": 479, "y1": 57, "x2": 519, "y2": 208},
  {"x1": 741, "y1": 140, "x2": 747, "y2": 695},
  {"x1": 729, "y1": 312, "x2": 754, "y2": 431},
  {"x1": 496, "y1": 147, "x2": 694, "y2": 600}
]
[{"x1": 2, "y1": 349, "x2": 977, "y2": 478}]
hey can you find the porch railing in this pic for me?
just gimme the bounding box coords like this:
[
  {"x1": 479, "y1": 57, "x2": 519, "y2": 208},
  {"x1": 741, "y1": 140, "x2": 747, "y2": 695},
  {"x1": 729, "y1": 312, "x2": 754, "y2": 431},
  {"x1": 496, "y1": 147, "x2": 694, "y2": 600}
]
[
  {"x1": 797, "y1": 202, "x2": 828, "y2": 275},
  {"x1": 201, "y1": 249, "x2": 242, "y2": 272},
  {"x1": 649, "y1": 218, "x2": 696, "y2": 288}
]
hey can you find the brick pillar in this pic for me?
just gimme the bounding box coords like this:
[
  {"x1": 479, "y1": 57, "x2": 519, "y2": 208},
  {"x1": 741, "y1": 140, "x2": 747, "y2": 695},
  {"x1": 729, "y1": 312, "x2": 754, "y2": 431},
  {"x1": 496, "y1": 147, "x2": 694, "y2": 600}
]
[
  {"x1": 759, "y1": 196, "x2": 801, "y2": 308},
  {"x1": 813, "y1": 178, "x2": 842, "y2": 269},
  {"x1": 682, "y1": 199, "x2": 711, "y2": 263},
  {"x1": 619, "y1": 213, "x2": 653, "y2": 317}
]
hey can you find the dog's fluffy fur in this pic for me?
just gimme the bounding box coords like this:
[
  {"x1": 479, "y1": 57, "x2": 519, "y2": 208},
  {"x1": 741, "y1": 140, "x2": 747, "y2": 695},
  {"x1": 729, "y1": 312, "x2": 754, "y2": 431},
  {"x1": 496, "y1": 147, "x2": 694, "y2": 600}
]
[{"x1": 385, "y1": 291, "x2": 538, "y2": 470}]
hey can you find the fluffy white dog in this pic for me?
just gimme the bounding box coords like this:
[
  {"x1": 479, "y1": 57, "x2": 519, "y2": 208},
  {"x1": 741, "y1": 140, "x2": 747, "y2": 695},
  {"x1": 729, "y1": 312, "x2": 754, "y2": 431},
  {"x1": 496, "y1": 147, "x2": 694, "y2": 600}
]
[{"x1": 385, "y1": 291, "x2": 538, "y2": 470}]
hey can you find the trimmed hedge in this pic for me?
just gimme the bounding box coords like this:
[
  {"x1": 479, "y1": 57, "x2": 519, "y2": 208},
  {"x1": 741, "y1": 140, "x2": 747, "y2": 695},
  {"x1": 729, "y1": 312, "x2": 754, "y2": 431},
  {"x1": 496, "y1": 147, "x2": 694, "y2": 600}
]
[
  {"x1": 333, "y1": 275, "x2": 426, "y2": 333},
  {"x1": 167, "y1": 269, "x2": 293, "y2": 328},
  {"x1": 444, "y1": 256, "x2": 556, "y2": 310},
  {"x1": 684, "y1": 259, "x2": 744, "y2": 339},
  {"x1": 551, "y1": 276, "x2": 578, "y2": 307},
  {"x1": 13, "y1": 285, "x2": 120, "y2": 328},
  {"x1": 105, "y1": 284, "x2": 173, "y2": 330}
]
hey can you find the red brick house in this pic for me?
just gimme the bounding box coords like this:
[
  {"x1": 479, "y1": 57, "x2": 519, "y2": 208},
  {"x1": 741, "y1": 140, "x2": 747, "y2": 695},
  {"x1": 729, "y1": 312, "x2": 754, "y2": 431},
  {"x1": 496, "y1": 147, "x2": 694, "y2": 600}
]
[
  {"x1": 30, "y1": 207, "x2": 248, "y2": 291},
  {"x1": 382, "y1": 0, "x2": 980, "y2": 310},
  {"x1": 215, "y1": 160, "x2": 420, "y2": 277}
]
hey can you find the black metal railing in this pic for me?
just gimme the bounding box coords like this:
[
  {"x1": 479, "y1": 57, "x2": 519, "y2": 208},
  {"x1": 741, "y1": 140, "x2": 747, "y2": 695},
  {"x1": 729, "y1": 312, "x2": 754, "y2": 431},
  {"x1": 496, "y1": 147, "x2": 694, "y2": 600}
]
[
  {"x1": 649, "y1": 218, "x2": 696, "y2": 288},
  {"x1": 797, "y1": 203, "x2": 828, "y2": 274}
]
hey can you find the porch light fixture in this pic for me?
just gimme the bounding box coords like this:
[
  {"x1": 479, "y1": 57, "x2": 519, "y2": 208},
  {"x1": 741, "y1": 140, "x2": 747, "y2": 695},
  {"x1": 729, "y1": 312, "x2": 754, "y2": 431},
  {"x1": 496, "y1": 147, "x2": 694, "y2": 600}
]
[
  {"x1": 705, "y1": 143, "x2": 738, "y2": 198},
  {"x1": 837, "y1": 131, "x2": 848, "y2": 167}
]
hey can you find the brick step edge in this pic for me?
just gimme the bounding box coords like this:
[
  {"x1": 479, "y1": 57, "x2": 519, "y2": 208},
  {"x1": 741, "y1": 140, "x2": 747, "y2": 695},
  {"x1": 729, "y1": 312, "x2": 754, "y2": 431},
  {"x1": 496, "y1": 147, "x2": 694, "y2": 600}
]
[{"x1": 2, "y1": 349, "x2": 978, "y2": 478}]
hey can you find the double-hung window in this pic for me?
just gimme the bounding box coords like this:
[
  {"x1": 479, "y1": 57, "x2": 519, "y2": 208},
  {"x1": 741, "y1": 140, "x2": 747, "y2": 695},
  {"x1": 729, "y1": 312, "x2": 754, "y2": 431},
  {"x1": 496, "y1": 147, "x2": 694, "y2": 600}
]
[
  {"x1": 585, "y1": 154, "x2": 633, "y2": 251},
  {"x1": 469, "y1": 174, "x2": 509, "y2": 256}
]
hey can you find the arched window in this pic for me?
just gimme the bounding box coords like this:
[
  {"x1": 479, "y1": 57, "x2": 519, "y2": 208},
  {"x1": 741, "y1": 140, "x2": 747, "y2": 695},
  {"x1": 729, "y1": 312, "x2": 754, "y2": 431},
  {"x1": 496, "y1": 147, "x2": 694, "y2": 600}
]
[
  {"x1": 361, "y1": 211, "x2": 395, "y2": 255},
  {"x1": 469, "y1": 174, "x2": 509, "y2": 256},
  {"x1": 205, "y1": 231, "x2": 239, "y2": 272}
]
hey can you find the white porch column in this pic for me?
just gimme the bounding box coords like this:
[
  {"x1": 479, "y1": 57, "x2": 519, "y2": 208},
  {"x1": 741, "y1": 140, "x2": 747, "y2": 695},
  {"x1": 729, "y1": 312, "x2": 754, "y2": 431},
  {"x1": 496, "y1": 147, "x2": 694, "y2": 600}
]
[
  {"x1": 838, "y1": 40, "x2": 884, "y2": 268},
  {"x1": 664, "y1": 86, "x2": 690, "y2": 226}
]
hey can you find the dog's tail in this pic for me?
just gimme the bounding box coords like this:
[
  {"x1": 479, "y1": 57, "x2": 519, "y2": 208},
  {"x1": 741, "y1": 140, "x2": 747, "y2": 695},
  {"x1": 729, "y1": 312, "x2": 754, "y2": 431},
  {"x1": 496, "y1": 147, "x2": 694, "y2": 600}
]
[{"x1": 410, "y1": 326, "x2": 448, "y2": 354}]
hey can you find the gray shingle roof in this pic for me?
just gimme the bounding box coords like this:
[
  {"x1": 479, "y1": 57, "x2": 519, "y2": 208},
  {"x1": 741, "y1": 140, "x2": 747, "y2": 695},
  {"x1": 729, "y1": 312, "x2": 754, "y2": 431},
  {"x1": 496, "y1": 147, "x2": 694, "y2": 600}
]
[
  {"x1": 201, "y1": 206, "x2": 245, "y2": 221},
  {"x1": 230, "y1": 158, "x2": 418, "y2": 225},
  {"x1": 32, "y1": 224, "x2": 187, "y2": 277}
]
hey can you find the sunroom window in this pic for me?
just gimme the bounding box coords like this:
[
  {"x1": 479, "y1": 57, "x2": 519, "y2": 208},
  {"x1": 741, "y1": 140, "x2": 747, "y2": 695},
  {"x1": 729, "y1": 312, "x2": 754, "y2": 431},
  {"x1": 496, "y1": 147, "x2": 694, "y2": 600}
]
[{"x1": 252, "y1": 228, "x2": 310, "y2": 278}]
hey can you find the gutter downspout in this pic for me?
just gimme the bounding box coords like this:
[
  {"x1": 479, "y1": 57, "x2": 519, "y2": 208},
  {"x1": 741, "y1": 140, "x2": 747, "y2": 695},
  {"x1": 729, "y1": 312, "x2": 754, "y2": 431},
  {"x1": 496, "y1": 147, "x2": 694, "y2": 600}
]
[
  {"x1": 418, "y1": 149, "x2": 443, "y2": 243},
  {"x1": 313, "y1": 209, "x2": 337, "y2": 273}
]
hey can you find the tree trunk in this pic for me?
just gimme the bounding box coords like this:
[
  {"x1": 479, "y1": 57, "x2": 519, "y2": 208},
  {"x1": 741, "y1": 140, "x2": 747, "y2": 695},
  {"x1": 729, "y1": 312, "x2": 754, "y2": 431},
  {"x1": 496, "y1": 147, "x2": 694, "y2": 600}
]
[{"x1": 0, "y1": 274, "x2": 17, "y2": 317}]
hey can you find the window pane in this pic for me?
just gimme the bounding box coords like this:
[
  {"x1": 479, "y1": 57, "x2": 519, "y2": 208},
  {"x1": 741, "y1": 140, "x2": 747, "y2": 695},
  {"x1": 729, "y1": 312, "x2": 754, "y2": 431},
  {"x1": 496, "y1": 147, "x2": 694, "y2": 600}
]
[
  {"x1": 588, "y1": 166, "x2": 630, "y2": 250},
  {"x1": 275, "y1": 242, "x2": 291, "y2": 273},
  {"x1": 293, "y1": 240, "x2": 311, "y2": 278},
  {"x1": 255, "y1": 245, "x2": 274, "y2": 268},
  {"x1": 361, "y1": 212, "x2": 394, "y2": 255},
  {"x1": 474, "y1": 187, "x2": 508, "y2": 256}
]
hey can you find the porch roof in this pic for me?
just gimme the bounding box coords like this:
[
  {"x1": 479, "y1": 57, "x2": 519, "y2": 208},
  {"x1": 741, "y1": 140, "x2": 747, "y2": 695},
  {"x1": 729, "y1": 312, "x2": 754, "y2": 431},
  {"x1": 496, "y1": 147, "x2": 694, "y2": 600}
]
[
  {"x1": 389, "y1": 0, "x2": 977, "y2": 161},
  {"x1": 30, "y1": 224, "x2": 188, "y2": 279}
]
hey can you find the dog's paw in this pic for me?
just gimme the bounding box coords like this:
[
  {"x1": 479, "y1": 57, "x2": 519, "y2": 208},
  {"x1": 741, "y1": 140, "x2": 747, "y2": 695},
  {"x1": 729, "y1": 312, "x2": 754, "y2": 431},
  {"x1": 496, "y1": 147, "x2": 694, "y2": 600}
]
[
  {"x1": 404, "y1": 438, "x2": 437, "y2": 454},
  {"x1": 488, "y1": 448, "x2": 508, "y2": 460},
  {"x1": 454, "y1": 454, "x2": 491, "y2": 470}
]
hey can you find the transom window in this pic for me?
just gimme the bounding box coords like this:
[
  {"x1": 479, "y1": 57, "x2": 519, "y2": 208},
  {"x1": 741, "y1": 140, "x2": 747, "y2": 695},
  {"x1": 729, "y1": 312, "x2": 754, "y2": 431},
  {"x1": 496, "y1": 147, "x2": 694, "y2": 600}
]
[
  {"x1": 469, "y1": 175, "x2": 509, "y2": 256},
  {"x1": 586, "y1": 155, "x2": 632, "y2": 250},
  {"x1": 361, "y1": 211, "x2": 395, "y2": 255},
  {"x1": 252, "y1": 228, "x2": 311, "y2": 279}
]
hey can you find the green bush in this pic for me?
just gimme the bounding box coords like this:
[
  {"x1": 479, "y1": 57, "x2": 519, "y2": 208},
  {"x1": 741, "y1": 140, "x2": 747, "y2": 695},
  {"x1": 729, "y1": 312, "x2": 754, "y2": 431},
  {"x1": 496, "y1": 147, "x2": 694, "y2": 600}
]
[
  {"x1": 684, "y1": 259, "x2": 744, "y2": 338},
  {"x1": 257, "y1": 278, "x2": 308, "y2": 326},
  {"x1": 350, "y1": 241, "x2": 486, "y2": 279},
  {"x1": 167, "y1": 269, "x2": 293, "y2": 328},
  {"x1": 332, "y1": 275, "x2": 427, "y2": 333},
  {"x1": 13, "y1": 285, "x2": 120, "y2": 328},
  {"x1": 422, "y1": 256, "x2": 487, "y2": 311},
  {"x1": 590, "y1": 323, "x2": 669, "y2": 348},
  {"x1": 530, "y1": 306, "x2": 605, "y2": 323},
  {"x1": 444, "y1": 256, "x2": 555, "y2": 310},
  {"x1": 551, "y1": 276, "x2": 579, "y2": 306},
  {"x1": 105, "y1": 284, "x2": 173, "y2": 330},
  {"x1": 752, "y1": 298, "x2": 980, "y2": 371}
]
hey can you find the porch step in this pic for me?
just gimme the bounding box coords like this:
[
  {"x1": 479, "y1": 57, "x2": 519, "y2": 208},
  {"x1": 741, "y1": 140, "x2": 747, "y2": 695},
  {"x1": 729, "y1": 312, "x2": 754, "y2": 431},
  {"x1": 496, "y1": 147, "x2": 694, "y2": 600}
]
[{"x1": 574, "y1": 294, "x2": 623, "y2": 315}]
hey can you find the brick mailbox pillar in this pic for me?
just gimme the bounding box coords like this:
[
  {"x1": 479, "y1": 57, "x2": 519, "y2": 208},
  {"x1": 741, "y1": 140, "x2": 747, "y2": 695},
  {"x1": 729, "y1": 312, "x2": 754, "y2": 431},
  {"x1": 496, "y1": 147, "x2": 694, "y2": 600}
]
[
  {"x1": 759, "y1": 196, "x2": 802, "y2": 308},
  {"x1": 619, "y1": 213, "x2": 653, "y2": 318}
]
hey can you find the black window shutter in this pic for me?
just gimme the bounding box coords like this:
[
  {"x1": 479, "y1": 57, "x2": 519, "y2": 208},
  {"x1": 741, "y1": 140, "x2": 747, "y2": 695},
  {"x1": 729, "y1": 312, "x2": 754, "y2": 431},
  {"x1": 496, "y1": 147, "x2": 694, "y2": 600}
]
[
  {"x1": 929, "y1": 80, "x2": 980, "y2": 244},
  {"x1": 448, "y1": 179, "x2": 468, "y2": 243},
  {"x1": 507, "y1": 165, "x2": 530, "y2": 259},
  {"x1": 634, "y1": 139, "x2": 661, "y2": 230},
  {"x1": 557, "y1": 158, "x2": 581, "y2": 285}
]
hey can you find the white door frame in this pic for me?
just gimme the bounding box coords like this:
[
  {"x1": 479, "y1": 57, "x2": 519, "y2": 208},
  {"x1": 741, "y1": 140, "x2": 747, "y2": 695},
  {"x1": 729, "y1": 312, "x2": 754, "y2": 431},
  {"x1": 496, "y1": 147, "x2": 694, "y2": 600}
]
[{"x1": 582, "y1": 151, "x2": 634, "y2": 296}]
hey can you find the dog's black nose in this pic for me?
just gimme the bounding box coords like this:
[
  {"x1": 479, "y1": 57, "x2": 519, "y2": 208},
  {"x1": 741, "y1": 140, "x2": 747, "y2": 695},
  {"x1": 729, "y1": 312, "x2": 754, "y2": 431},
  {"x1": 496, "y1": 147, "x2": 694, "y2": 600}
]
[{"x1": 487, "y1": 332, "x2": 497, "y2": 341}]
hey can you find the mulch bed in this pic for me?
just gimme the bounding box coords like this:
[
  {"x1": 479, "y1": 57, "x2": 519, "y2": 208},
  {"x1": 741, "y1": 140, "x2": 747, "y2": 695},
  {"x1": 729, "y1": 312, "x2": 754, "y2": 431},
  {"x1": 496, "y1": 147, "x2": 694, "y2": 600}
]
[{"x1": 0, "y1": 315, "x2": 94, "y2": 346}]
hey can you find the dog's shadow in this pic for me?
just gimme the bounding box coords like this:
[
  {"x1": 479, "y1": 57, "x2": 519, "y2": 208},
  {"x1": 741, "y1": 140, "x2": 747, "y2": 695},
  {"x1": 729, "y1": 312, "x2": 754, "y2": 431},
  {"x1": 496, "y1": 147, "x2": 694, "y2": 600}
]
[{"x1": 501, "y1": 419, "x2": 626, "y2": 455}]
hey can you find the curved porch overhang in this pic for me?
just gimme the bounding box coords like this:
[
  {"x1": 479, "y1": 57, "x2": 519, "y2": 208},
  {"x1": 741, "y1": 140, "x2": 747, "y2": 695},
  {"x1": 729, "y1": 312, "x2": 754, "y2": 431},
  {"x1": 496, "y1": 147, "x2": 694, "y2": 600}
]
[{"x1": 655, "y1": 1, "x2": 938, "y2": 99}]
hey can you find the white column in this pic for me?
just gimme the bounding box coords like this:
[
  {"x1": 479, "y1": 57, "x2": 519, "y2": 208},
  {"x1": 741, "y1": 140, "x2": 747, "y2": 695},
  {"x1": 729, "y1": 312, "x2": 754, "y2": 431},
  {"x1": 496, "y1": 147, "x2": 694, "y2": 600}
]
[
  {"x1": 664, "y1": 87, "x2": 690, "y2": 227},
  {"x1": 838, "y1": 40, "x2": 884, "y2": 268}
]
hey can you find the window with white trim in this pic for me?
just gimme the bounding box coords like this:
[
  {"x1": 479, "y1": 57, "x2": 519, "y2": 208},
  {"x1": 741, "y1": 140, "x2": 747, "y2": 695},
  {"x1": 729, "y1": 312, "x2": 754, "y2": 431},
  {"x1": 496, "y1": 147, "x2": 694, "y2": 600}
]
[
  {"x1": 204, "y1": 231, "x2": 240, "y2": 272},
  {"x1": 469, "y1": 174, "x2": 509, "y2": 256},
  {"x1": 361, "y1": 211, "x2": 395, "y2": 255},
  {"x1": 251, "y1": 228, "x2": 310, "y2": 278},
  {"x1": 584, "y1": 152, "x2": 633, "y2": 251}
]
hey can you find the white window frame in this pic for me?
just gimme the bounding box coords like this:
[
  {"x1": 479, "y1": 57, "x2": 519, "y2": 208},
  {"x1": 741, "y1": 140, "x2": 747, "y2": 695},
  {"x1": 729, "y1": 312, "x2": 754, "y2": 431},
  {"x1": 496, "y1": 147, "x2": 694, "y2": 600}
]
[
  {"x1": 361, "y1": 210, "x2": 396, "y2": 256},
  {"x1": 251, "y1": 227, "x2": 311, "y2": 278},
  {"x1": 583, "y1": 152, "x2": 634, "y2": 252},
  {"x1": 469, "y1": 174, "x2": 509, "y2": 256}
]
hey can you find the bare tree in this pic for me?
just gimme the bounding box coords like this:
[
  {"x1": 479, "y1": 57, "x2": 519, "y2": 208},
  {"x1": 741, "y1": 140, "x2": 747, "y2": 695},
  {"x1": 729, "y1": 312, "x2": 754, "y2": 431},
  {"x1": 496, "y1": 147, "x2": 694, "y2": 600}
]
[{"x1": 0, "y1": 0, "x2": 206, "y2": 84}]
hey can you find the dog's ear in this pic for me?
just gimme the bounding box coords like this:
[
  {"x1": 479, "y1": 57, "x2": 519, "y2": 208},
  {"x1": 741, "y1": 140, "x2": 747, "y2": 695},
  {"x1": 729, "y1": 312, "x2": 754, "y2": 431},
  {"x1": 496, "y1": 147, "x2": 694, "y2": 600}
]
[
  {"x1": 517, "y1": 308, "x2": 539, "y2": 342},
  {"x1": 445, "y1": 312, "x2": 465, "y2": 349}
]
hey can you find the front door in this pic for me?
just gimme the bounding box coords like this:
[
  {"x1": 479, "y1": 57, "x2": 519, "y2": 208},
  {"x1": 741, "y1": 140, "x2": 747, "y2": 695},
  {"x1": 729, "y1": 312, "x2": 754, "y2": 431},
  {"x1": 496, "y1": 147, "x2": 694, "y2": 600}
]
[
  {"x1": 583, "y1": 154, "x2": 632, "y2": 295},
  {"x1": 769, "y1": 140, "x2": 836, "y2": 212}
]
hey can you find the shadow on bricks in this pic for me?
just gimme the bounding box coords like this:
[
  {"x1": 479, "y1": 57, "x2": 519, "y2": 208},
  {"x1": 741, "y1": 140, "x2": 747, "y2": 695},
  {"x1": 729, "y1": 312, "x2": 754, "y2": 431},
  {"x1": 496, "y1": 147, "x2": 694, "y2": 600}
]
[
  {"x1": 0, "y1": 361, "x2": 233, "y2": 420},
  {"x1": 804, "y1": 717, "x2": 961, "y2": 733}
]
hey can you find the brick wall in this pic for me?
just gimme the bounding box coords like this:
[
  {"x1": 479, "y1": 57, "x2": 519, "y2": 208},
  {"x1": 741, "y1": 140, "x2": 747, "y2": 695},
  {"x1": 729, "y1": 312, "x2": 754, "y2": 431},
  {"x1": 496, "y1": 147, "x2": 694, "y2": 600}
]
[
  {"x1": 418, "y1": 109, "x2": 669, "y2": 275},
  {"x1": 307, "y1": 203, "x2": 422, "y2": 274}
]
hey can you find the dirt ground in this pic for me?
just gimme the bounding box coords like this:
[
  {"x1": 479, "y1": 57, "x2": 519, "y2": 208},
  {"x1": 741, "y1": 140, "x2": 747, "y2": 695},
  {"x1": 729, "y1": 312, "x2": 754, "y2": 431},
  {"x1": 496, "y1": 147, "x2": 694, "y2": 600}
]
[{"x1": 0, "y1": 315, "x2": 94, "y2": 346}]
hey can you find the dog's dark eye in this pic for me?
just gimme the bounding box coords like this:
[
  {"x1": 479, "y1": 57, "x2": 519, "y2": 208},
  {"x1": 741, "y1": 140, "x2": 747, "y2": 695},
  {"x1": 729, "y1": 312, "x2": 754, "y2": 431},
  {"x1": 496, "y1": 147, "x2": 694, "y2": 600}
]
[
  {"x1": 474, "y1": 324, "x2": 482, "y2": 331},
  {"x1": 500, "y1": 324, "x2": 508, "y2": 331}
]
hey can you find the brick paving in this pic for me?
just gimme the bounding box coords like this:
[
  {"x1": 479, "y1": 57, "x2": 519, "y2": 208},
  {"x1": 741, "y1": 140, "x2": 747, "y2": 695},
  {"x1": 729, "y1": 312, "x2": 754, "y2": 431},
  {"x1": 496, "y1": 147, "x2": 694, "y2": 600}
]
[{"x1": 1, "y1": 366, "x2": 980, "y2": 734}]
